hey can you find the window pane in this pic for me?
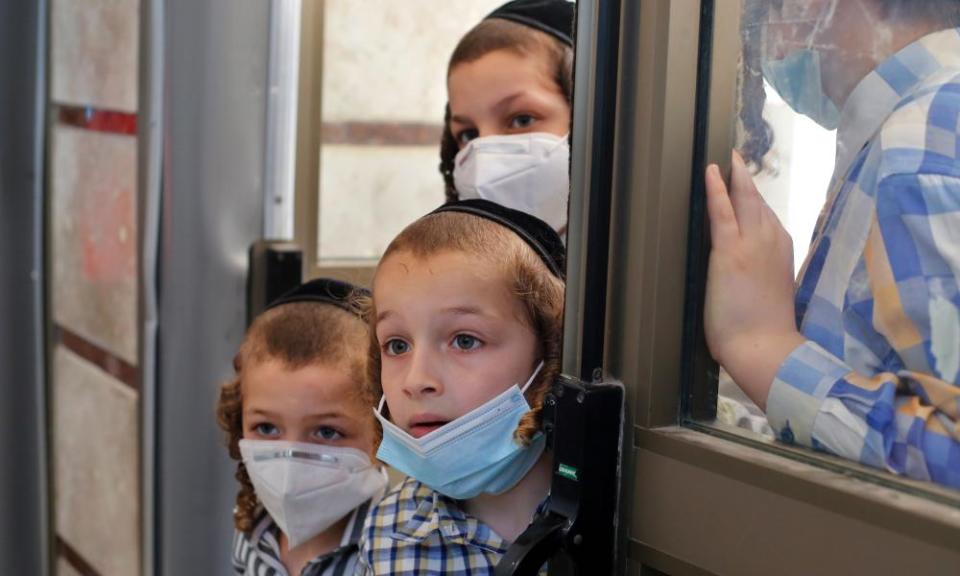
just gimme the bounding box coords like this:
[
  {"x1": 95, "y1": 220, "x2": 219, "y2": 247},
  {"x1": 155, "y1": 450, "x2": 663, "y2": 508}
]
[
  {"x1": 316, "y1": 0, "x2": 504, "y2": 265},
  {"x1": 691, "y1": 0, "x2": 960, "y2": 498},
  {"x1": 750, "y1": 87, "x2": 833, "y2": 275}
]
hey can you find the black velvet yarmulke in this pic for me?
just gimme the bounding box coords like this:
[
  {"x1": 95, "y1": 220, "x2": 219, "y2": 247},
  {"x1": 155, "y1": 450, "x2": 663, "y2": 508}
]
[
  {"x1": 430, "y1": 198, "x2": 566, "y2": 279},
  {"x1": 486, "y1": 0, "x2": 576, "y2": 47},
  {"x1": 265, "y1": 277, "x2": 369, "y2": 315}
]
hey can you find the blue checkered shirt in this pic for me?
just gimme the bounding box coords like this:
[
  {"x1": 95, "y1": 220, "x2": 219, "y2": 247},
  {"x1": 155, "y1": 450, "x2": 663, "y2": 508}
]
[
  {"x1": 357, "y1": 476, "x2": 548, "y2": 575},
  {"x1": 766, "y1": 28, "x2": 960, "y2": 489}
]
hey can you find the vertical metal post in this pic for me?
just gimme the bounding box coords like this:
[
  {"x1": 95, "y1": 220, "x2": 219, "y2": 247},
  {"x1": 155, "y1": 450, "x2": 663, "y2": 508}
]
[
  {"x1": 563, "y1": 0, "x2": 622, "y2": 381},
  {"x1": 139, "y1": 0, "x2": 164, "y2": 574},
  {"x1": 680, "y1": 0, "x2": 742, "y2": 421},
  {"x1": 263, "y1": 0, "x2": 302, "y2": 241},
  {"x1": 157, "y1": 1, "x2": 270, "y2": 573},
  {"x1": 0, "y1": 0, "x2": 49, "y2": 574}
]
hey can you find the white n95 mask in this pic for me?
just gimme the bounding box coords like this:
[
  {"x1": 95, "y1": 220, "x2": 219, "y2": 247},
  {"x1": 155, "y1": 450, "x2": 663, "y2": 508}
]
[
  {"x1": 453, "y1": 132, "x2": 570, "y2": 232},
  {"x1": 239, "y1": 440, "x2": 387, "y2": 549}
]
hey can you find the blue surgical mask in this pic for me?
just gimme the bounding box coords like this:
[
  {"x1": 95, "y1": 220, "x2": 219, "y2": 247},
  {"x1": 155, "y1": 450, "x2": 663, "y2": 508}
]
[
  {"x1": 762, "y1": 48, "x2": 841, "y2": 130},
  {"x1": 374, "y1": 362, "x2": 546, "y2": 500}
]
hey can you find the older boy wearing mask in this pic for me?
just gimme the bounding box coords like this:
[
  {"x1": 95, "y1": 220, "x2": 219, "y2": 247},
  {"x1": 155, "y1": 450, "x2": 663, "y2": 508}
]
[{"x1": 706, "y1": 0, "x2": 960, "y2": 488}]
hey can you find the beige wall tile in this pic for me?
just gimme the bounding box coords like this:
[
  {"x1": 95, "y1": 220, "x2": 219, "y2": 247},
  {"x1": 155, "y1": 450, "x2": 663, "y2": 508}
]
[
  {"x1": 54, "y1": 346, "x2": 140, "y2": 576},
  {"x1": 51, "y1": 125, "x2": 138, "y2": 365},
  {"x1": 318, "y1": 145, "x2": 446, "y2": 261},
  {"x1": 51, "y1": 0, "x2": 139, "y2": 112},
  {"x1": 321, "y1": 0, "x2": 503, "y2": 123}
]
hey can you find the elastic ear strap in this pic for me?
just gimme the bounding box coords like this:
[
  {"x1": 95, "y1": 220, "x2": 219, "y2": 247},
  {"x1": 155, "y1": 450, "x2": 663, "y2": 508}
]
[{"x1": 520, "y1": 360, "x2": 546, "y2": 394}]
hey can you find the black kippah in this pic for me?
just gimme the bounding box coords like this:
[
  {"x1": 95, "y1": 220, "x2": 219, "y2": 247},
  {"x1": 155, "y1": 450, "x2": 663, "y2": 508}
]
[
  {"x1": 265, "y1": 277, "x2": 369, "y2": 315},
  {"x1": 429, "y1": 199, "x2": 566, "y2": 279},
  {"x1": 486, "y1": 0, "x2": 576, "y2": 47}
]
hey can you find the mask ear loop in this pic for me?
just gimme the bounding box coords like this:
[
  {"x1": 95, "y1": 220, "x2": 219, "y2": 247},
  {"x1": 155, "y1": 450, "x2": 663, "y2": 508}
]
[
  {"x1": 804, "y1": 0, "x2": 839, "y2": 50},
  {"x1": 547, "y1": 132, "x2": 572, "y2": 154},
  {"x1": 520, "y1": 360, "x2": 546, "y2": 395}
]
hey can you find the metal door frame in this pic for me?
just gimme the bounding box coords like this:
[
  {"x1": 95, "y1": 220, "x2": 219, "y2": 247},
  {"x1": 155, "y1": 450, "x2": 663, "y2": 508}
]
[
  {"x1": 148, "y1": 1, "x2": 271, "y2": 573},
  {"x1": 0, "y1": 1, "x2": 50, "y2": 574}
]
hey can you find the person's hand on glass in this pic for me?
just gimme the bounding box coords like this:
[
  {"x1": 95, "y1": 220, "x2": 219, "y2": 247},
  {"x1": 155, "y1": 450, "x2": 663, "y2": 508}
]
[{"x1": 703, "y1": 151, "x2": 806, "y2": 410}]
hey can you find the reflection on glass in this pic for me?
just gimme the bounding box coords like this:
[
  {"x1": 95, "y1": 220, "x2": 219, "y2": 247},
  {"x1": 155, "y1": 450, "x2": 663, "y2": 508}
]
[
  {"x1": 702, "y1": 0, "x2": 960, "y2": 494},
  {"x1": 316, "y1": 0, "x2": 504, "y2": 264}
]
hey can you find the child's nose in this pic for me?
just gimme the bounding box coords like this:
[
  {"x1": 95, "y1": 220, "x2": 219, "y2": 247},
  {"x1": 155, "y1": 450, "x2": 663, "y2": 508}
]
[
  {"x1": 476, "y1": 121, "x2": 503, "y2": 140},
  {"x1": 281, "y1": 430, "x2": 302, "y2": 443},
  {"x1": 402, "y1": 347, "x2": 444, "y2": 399}
]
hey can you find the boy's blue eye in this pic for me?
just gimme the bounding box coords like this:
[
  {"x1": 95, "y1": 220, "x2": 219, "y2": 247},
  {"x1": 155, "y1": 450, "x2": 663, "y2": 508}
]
[
  {"x1": 313, "y1": 426, "x2": 343, "y2": 441},
  {"x1": 510, "y1": 114, "x2": 536, "y2": 129},
  {"x1": 452, "y1": 334, "x2": 482, "y2": 351},
  {"x1": 384, "y1": 338, "x2": 410, "y2": 356},
  {"x1": 457, "y1": 128, "x2": 478, "y2": 145},
  {"x1": 253, "y1": 423, "x2": 279, "y2": 437}
]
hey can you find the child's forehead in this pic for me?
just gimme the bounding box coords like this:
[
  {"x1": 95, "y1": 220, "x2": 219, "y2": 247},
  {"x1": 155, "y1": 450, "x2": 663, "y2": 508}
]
[
  {"x1": 373, "y1": 250, "x2": 532, "y2": 325},
  {"x1": 375, "y1": 249, "x2": 508, "y2": 288},
  {"x1": 242, "y1": 358, "x2": 367, "y2": 406},
  {"x1": 449, "y1": 47, "x2": 560, "y2": 93}
]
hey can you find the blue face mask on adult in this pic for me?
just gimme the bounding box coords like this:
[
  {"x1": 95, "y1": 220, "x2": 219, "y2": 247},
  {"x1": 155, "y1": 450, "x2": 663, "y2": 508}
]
[
  {"x1": 374, "y1": 362, "x2": 546, "y2": 500},
  {"x1": 762, "y1": 48, "x2": 841, "y2": 130}
]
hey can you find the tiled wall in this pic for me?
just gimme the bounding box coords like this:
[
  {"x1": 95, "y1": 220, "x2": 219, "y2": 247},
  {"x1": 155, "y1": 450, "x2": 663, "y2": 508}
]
[
  {"x1": 48, "y1": 0, "x2": 141, "y2": 575},
  {"x1": 50, "y1": 0, "x2": 139, "y2": 112},
  {"x1": 317, "y1": 0, "x2": 503, "y2": 262},
  {"x1": 54, "y1": 348, "x2": 140, "y2": 576},
  {"x1": 51, "y1": 125, "x2": 138, "y2": 364}
]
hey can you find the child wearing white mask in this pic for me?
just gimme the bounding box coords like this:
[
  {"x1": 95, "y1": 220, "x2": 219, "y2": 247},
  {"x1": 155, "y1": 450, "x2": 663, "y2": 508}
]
[
  {"x1": 217, "y1": 278, "x2": 388, "y2": 576},
  {"x1": 439, "y1": 0, "x2": 575, "y2": 234},
  {"x1": 357, "y1": 199, "x2": 566, "y2": 575}
]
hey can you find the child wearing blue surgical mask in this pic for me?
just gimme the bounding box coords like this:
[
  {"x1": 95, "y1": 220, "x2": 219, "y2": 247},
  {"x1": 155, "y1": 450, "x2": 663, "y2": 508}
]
[
  {"x1": 439, "y1": 0, "x2": 575, "y2": 234},
  {"x1": 357, "y1": 199, "x2": 566, "y2": 575},
  {"x1": 217, "y1": 279, "x2": 388, "y2": 576}
]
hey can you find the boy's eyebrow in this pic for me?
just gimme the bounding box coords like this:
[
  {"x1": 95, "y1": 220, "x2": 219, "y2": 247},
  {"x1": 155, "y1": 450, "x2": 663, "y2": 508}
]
[
  {"x1": 304, "y1": 410, "x2": 348, "y2": 420},
  {"x1": 442, "y1": 305, "x2": 494, "y2": 319},
  {"x1": 244, "y1": 407, "x2": 350, "y2": 420},
  {"x1": 378, "y1": 306, "x2": 495, "y2": 324},
  {"x1": 450, "y1": 92, "x2": 529, "y2": 125},
  {"x1": 491, "y1": 92, "x2": 527, "y2": 115}
]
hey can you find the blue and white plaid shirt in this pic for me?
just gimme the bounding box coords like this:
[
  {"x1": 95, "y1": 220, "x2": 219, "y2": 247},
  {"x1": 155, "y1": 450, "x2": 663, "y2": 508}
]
[
  {"x1": 766, "y1": 27, "x2": 960, "y2": 489},
  {"x1": 357, "y1": 476, "x2": 548, "y2": 575},
  {"x1": 231, "y1": 499, "x2": 373, "y2": 576}
]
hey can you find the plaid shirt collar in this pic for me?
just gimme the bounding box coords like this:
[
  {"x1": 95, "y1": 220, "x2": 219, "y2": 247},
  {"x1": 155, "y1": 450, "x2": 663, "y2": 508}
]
[
  {"x1": 386, "y1": 479, "x2": 509, "y2": 554},
  {"x1": 835, "y1": 27, "x2": 960, "y2": 188},
  {"x1": 250, "y1": 497, "x2": 372, "y2": 574}
]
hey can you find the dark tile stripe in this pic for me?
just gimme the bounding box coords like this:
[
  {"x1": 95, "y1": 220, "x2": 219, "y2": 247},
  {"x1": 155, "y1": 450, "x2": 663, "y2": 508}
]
[
  {"x1": 56, "y1": 325, "x2": 140, "y2": 391},
  {"x1": 57, "y1": 536, "x2": 102, "y2": 576},
  {"x1": 321, "y1": 121, "x2": 442, "y2": 146},
  {"x1": 56, "y1": 104, "x2": 138, "y2": 136}
]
